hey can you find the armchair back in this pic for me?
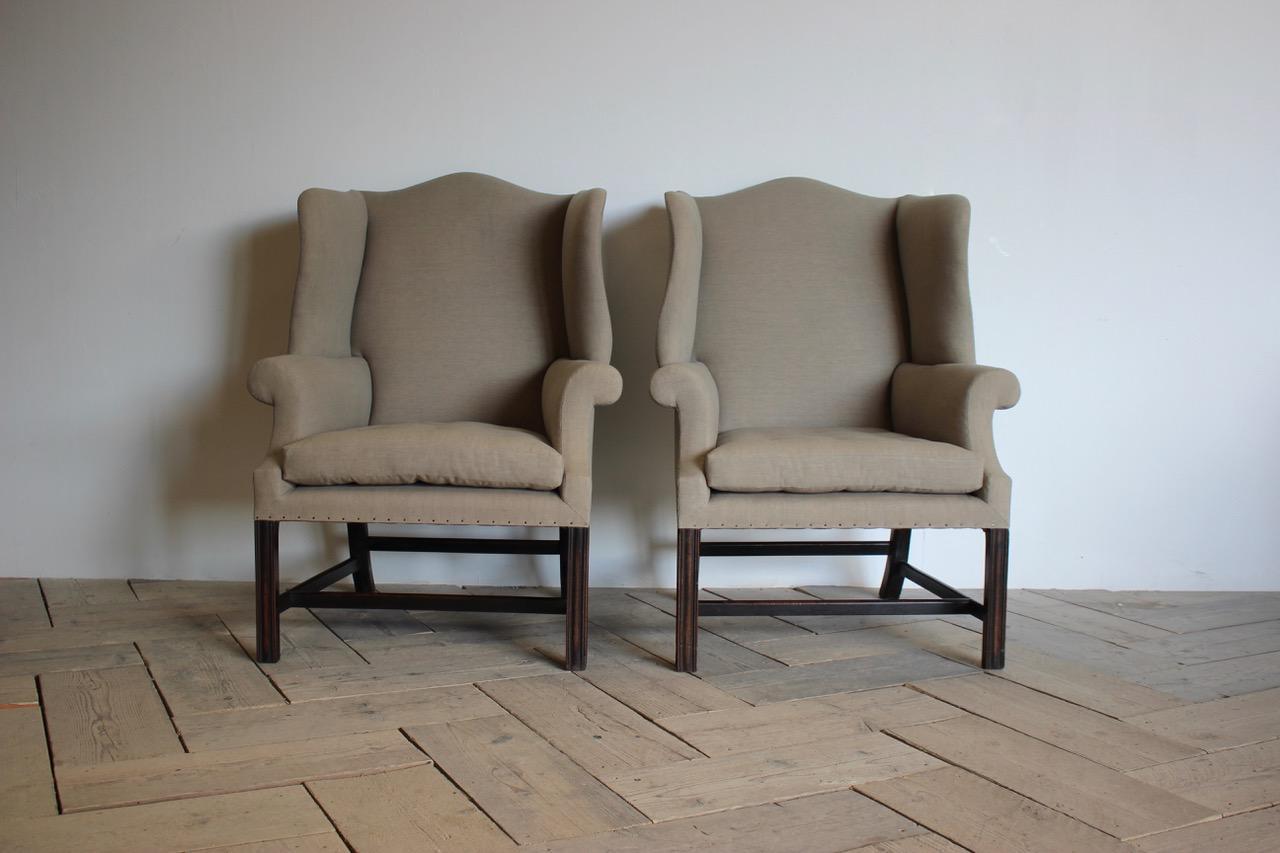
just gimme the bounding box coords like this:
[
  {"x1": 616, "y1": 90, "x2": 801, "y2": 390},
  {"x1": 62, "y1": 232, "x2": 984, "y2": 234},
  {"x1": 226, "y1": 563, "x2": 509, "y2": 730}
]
[{"x1": 660, "y1": 178, "x2": 976, "y2": 433}]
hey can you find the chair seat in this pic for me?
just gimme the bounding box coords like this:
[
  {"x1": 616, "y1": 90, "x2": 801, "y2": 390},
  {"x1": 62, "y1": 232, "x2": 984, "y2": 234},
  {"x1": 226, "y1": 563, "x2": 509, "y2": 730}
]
[
  {"x1": 705, "y1": 427, "x2": 984, "y2": 495},
  {"x1": 281, "y1": 422, "x2": 564, "y2": 490}
]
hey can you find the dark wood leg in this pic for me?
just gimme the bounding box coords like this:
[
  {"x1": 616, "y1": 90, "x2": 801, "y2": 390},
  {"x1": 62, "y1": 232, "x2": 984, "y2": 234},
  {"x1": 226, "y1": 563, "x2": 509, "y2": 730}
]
[
  {"x1": 675, "y1": 528, "x2": 701, "y2": 673},
  {"x1": 982, "y1": 527, "x2": 1009, "y2": 670},
  {"x1": 877, "y1": 528, "x2": 912, "y2": 599},
  {"x1": 254, "y1": 520, "x2": 280, "y2": 663},
  {"x1": 348, "y1": 522, "x2": 375, "y2": 594},
  {"x1": 562, "y1": 527, "x2": 589, "y2": 671},
  {"x1": 559, "y1": 527, "x2": 570, "y2": 599}
]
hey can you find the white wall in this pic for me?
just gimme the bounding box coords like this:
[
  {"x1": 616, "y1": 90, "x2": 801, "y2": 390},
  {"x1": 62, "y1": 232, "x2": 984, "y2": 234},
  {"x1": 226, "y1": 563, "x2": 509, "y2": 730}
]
[{"x1": 2, "y1": 0, "x2": 1277, "y2": 591}]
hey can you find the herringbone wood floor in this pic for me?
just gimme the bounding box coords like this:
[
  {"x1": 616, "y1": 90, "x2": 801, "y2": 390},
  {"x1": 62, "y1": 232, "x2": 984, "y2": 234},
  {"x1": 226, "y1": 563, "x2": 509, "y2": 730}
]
[{"x1": 2, "y1": 579, "x2": 1279, "y2": 852}]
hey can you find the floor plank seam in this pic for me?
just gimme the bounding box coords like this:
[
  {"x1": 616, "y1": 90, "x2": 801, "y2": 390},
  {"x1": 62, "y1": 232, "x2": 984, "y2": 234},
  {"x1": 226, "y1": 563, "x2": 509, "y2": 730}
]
[
  {"x1": 396, "y1": 726, "x2": 537, "y2": 847},
  {"x1": 32, "y1": 672, "x2": 64, "y2": 815},
  {"x1": 133, "y1": 639, "x2": 192, "y2": 753},
  {"x1": 1020, "y1": 590, "x2": 1181, "y2": 638},
  {"x1": 300, "y1": 778, "x2": 360, "y2": 853},
  {"x1": 304, "y1": 607, "x2": 376, "y2": 666}
]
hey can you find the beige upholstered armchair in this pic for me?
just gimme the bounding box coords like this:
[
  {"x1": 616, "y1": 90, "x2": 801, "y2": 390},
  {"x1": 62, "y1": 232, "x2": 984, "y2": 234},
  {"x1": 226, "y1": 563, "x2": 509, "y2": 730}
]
[
  {"x1": 249, "y1": 173, "x2": 621, "y2": 670},
  {"x1": 651, "y1": 178, "x2": 1020, "y2": 672}
]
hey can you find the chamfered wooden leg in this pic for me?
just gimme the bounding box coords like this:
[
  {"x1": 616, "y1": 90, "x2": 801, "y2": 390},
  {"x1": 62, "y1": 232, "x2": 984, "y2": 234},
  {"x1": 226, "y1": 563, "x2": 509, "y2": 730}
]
[
  {"x1": 563, "y1": 527, "x2": 589, "y2": 671},
  {"x1": 982, "y1": 527, "x2": 1009, "y2": 670},
  {"x1": 675, "y1": 528, "x2": 701, "y2": 673},
  {"x1": 559, "y1": 527, "x2": 570, "y2": 599},
  {"x1": 254, "y1": 520, "x2": 281, "y2": 663},
  {"x1": 347, "y1": 522, "x2": 376, "y2": 594},
  {"x1": 878, "y1": 528, "x2": 912, "y2": 599}
]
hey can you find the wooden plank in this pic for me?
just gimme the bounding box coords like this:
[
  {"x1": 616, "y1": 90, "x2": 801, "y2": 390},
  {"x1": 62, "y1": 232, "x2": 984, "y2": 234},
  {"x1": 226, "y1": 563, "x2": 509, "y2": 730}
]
[
  {"x1": 479, "y1": 673, "x2": 702, "y2": 774},
  {"x1": 565, "y1": 630, "x2": 748, "y2": 720},
  {"x1": 0, "y1": 706, "x2": 58, "y2": 819},
  {"x1": 0, "y1": 578, "x2": 50, "y2": 633},
  {"x1": 849, "y1": 619, "x2": 1189, "y2": 718},
  {"x1": 41, "y1": 665, "x2": 183, "y2": 767},
  {"x1": 0, "y1": 614, "x2": 228, "y2": 654},
  {"x1": 176, "y1": 684, "x2": 505, "y2": 750},
  {"x1": 222, "y1": 608, "x2": 365, "y2": 672},
  {"x1": 629, "y1": 588, "x2": 817, "y2": 645},
  {"x1": 990, "y1": 612, "x2": 1174, "y2": 681},
  {"x1": 1126, "y1": 619, "x2": 1280, "y2": 665},
  {"x1": 311, "y1": 608, "x2": 435, "y2": 644},
  {"x1": 57, "y1": 729, "x2": 430, "y2": 812},
  {"x1": 854, "y1": 836, "x2": 968, "y2": 853},
  {"x1": 307, "y1": 764, "x2": 514, "y2": 851},
  {"x1": 705, "y1": 648, "x2": 971, "y2": 704},
  {"x1": 1131, "y1": 805, "x2": 1280, "y2": 853},
  {"x1": 1126, "y1": 687, "x2": 1280, "y2": 752},
  {"x1": 858, "y1": 766, "x2": 1132, "y2": 853},
  {"x1": 1035, "y1": 590, "x2": 1280, "y2": 634},
  {"x1": 1006, "y1": 590, "x2": 1173, "y2": 645},
  {"x1": 0, "y1": 674, "x2": 37, "y2": 705},
  {"x1": 201, "y1": 835, "x2": 349, "y2": 852},
  {"x1": 0, "y1": 643, "x2": 141, "y2": 678},
  {"x1": 521, "y1": 789, "x2": 926, "y2": 852},
  {"x1": 41, "y1": 578, "x2": 138, "y2": 615},
  {"x1": 913, "y1": 674, "x2": 1202, "y2": 771},
  {"x1": 589, "y1": 595, "x2": 785, "y2": 677},
  {"x1": 889, "y1": 714, "x2": 1218, "y2": 839},
  {"x1": 1135, "y1": 651, "x2": 1280, "y2": 702},
  {"x1": 138, "y1": 633, "x2": 284, "y2": 714},
  {"x1": 1, "y1": 786, "x2": 333, "y2": 852},
  {"x1": 659, "y1": 686, "x2": 962, "y2": 756},
  {"x1": 1128, "y1": 739, "x2": 1280, "y2": 816},
  {"x1": 131, "y1": 580, "x2": 254, "y2": 604},
  {"x1": 783, "y1": 585, "x2": 941, "y2": 634},
  {"x1": 749, "y1": 621, "x2": 938, "y2": 665},
  {"x1": 45, "y1": 600, "x2": 232, "y2": 629},
  {"x1": 405, "y1": 714, "x2": 646, "y2": 844},
  {"x1": 270, "y1": 649, "x2": 559, "y2": 702},
  {"x1": 602, "y1": 732, "x2": 942, "y2": 821},
  {"x1": 358, "y1": 622, "x2": 563, "y2": 664}
]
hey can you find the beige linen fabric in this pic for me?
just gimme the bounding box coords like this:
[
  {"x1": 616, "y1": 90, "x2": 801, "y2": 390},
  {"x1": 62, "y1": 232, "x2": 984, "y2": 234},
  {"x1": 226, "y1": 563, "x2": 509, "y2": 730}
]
[
  {"x1": 706, "y1": 427, "x2": 983, "y2": 495},
  {"x1": 353, "y1": 173, "x2": 570, "y2": 431},
  {"x1": 281, "y1": 422, "x2": 563, "y2": 490},
  {"x1": 248, "y1": 355, "x2": 371, "y2": 452},
  {"x1": 288, "y1": 189, "x2": 368, "y2": 358},
  {"x1": 891, "y1": 362, "x2": 1020, "y2": 522},
  {"x1": 542, "y1": 359, "x2": 623, "y2": 518},
  {"x1": 653, "y1": 178, "x2": 1019, "y2": 530},
  {"x1": 254, "y1": 456, "x2": 582, "y2": 526},
  {"x1": 250, "y1": 173, "x2": 617, "y2": 526},
  {"x1": 687, "y1": 178, "x2": 908, "y2": 431}
]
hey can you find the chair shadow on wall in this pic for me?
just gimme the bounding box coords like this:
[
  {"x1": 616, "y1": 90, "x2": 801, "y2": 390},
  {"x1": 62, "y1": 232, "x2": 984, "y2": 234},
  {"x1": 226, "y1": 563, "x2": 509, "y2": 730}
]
[
  {"x1": 161, "y1": 218, "x2": 348, "y2": 580},
  {"x1": 159, "y1": 201, "x2": 677, "y2": 588}
]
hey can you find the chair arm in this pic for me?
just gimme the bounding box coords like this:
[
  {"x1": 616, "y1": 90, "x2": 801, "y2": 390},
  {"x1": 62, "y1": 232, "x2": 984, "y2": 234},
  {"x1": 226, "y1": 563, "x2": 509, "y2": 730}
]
[
  {"x1": 248, "y1": 355, "x2": 372, "y2": 451},
  {"x1": 891, "y1": 362, "x2": 1020, "y2": 517},
  {"x1": 542, "y1": 359, "x2": 623, "y2": 519},
  {"x1": 650, "y1": 361, "x2": 721, "y2": 512}
]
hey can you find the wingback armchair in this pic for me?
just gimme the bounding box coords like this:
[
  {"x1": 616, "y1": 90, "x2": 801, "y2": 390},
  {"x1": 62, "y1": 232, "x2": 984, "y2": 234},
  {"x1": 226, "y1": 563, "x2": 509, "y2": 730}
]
[
  {"x1": 249, "y1": 173, "x2": 621, "y2": 670},
  {"x1": 651, "y1": 178, "x2": 1019, "y2": 672}
]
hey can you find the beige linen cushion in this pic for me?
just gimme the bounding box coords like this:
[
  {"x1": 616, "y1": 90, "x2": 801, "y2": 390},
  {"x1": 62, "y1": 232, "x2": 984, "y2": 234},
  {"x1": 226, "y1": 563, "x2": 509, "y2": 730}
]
[
  {"x1": 281, "y1": 422, "x2": 564, "y2": 490},
  {"x1": 705, "y1": 427, "x2": 983, "y2": 495}
]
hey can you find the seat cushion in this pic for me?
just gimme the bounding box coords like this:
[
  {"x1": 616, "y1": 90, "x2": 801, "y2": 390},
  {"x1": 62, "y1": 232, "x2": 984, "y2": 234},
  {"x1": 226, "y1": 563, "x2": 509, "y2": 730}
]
[
  {"x1": 281, "y1": 422, "x2": 564, "y2": 490},
  {"x1": 705, "y1": 427, "x2": 984, "y2": 495}
]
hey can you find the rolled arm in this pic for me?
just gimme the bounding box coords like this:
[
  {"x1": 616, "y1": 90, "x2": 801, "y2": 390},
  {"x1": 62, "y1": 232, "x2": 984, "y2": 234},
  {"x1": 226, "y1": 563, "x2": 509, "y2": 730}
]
[
  {"x1": 650, "y1": 361, "x2": 721, "y2": 516},
  {"x1": 248, "y1": 354, "x2": 372, "y2": 452},
  {"x1": 891, "y1": 363, "x2": 1020, "y2": 519},
  {"x1": 542, "y1": 359, "x2": 623, "y2": 519}
]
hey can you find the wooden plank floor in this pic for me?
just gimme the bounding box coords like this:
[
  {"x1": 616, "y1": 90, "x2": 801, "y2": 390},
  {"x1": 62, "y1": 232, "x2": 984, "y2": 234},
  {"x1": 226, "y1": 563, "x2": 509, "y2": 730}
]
[{"x1": 1, "y1": 579, "x2": 1278, "y2": 852}]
